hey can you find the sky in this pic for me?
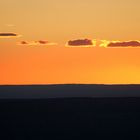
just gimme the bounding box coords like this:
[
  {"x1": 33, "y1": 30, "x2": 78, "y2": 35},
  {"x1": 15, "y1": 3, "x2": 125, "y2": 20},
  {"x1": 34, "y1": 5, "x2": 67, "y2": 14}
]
[{"x1": 1, "y1": 0, "x2": 140, "y2": 84}]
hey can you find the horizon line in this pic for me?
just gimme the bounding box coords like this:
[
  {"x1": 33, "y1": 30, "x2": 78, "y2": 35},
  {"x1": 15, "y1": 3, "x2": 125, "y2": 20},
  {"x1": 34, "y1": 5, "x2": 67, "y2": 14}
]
[{"x1": 1, "y1": 84, "x2": 140, "y2": 86}]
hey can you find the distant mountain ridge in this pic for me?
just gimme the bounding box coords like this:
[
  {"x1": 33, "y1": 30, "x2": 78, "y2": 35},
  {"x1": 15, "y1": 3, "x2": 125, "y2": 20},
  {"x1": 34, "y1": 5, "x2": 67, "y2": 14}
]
[{"x1": 0, "y1": 84, "x2": 140, "y2": 99}]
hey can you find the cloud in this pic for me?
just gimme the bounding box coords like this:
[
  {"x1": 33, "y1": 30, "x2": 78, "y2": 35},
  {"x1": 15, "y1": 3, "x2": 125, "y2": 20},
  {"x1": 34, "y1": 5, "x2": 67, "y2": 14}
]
[
  {"x1": 18, "y1": 40, "x2": 57, "y2": 46},
  {"x1": 38, "y1": 40, "x2": 49, "y2": 44},
  {"x1": 20, "y1": 41, "x2": 28, "y2": 45},
  {"x1": 67, "y1": 39, "x2": 95, "y2": 47},
  {"x1": 107, "y1": 41, "x2": 140, "y2": 47},
  {"x1": 0, "y1": 33, "x2": 20, "y2": 38},
  {"x1": 6, "y1": 24, "x2": 15, "y2": 27}
]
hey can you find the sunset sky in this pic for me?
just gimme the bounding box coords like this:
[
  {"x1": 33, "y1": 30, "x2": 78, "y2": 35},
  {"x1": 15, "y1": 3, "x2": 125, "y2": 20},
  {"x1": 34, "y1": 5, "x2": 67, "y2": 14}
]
[{"x1": 1, "y1": 0, "x2": 140, "y2": 84}]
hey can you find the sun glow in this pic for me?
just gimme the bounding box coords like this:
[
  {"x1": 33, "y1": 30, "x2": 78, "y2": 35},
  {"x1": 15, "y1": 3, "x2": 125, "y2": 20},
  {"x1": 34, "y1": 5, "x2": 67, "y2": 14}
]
[{"x1": 99, "y1": 40, "x2": 110, "y2": 48}]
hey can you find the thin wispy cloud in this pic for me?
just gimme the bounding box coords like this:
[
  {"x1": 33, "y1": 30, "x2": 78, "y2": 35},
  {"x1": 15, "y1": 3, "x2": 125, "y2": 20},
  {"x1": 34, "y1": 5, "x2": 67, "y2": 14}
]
[{"x1": 6, "y1": 24, "x2": 15, "y2": 27}]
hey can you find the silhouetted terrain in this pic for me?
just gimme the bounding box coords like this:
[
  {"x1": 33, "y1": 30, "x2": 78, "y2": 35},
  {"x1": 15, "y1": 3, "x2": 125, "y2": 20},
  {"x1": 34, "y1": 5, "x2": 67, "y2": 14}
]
[
  {"x1": 0, "y1": 85, "x2": 140, "y2": 139},
  {"x1": 1, "y1": 84, "x2": 140, "y2": 98}
]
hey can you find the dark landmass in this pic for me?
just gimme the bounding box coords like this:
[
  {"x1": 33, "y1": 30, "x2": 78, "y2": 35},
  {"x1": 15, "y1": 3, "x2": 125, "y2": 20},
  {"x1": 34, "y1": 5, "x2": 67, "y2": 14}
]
[
  {"x1": 1, "y1": 84, "x2": 140, "y2": 98},
  {"x1": 0, "y1": 85, "x2": 140, "y2": 139}
]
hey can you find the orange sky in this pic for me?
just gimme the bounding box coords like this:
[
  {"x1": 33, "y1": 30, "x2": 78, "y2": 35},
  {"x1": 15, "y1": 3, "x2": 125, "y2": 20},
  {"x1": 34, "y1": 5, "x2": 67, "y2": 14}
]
[{"x1": 0, "y1": 0, "x2": 140, "y2": 84}]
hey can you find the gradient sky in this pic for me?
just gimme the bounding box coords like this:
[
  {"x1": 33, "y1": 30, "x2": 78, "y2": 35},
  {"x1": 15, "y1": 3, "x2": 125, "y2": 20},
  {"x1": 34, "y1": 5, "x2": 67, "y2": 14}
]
[{"x1": 1, "y1": 0, "x2": 140, "y2": 84}]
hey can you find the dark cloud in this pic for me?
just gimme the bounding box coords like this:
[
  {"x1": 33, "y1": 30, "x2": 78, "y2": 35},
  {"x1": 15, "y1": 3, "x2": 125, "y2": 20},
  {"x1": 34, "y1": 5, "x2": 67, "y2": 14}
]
[
  {"x1": 0, "y1": 33, "x2": 20, "y2": 38},
  {"x1": 68, "y1": 39, "x2": 93, "y2": 46},
  {"x1": 18, "y1": 40, "x2": 57, "y2": 46},
  {"x1": 108, "y1": 41, "x2": 140, "y2": 47},
  {"x1": 20, "y1": 41, "x2": 28, "y2": 45},
  {"x1": 38, "y1": 40, "x2": 49, "y2": 44}
]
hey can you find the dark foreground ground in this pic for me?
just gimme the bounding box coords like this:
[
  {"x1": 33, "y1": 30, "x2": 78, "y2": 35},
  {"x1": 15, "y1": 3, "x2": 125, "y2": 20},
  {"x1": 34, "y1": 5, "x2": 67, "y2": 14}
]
[
  {"x1": 0, "y1": 85, "x2": 140, "y2": 139},
  {"x1": 0, "y1": 97, "x2": 140, "y2": 139}
]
